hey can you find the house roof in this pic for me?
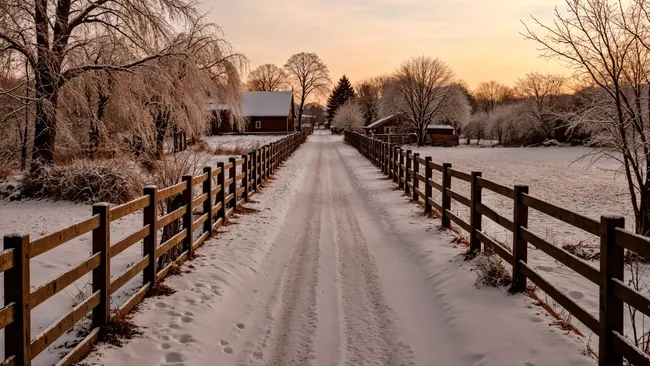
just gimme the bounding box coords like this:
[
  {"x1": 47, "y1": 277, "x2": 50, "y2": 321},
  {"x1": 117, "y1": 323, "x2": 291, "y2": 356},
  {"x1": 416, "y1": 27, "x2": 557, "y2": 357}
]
[
  {"x1": 426, "y1": 124, "x2": 455, "y2": 130},
  {"x1": 243, "y1": 91, "x2": 293, "y2": 117},
  {"x1": 365, "y1": 114, "x2": 398, "y2": 129}
]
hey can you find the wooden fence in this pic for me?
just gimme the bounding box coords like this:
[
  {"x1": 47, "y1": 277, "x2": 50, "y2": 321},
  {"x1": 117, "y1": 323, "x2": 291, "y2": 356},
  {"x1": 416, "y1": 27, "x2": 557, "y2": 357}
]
[
  {"x1": 345, "y1": 131, "x2": 650, "y2": 366},
  {"x1": 0, "y1": 131, "x2": 307, "y2": 366}
]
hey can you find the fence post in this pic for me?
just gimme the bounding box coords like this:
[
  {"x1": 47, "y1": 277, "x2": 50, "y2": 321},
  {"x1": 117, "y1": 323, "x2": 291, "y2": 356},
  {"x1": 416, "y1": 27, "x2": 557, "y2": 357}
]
[
  {"x1": 251, "y1": 150, "x2": 257, "y2": 192},
  {"x1": 182, "y1": 175, "x2": 194, "y2": 257},
  {"x1": 441, "y1": 163, "x2": 452, "y2": 229},
  {"x1": 470, "y1": 172, "x2": 483, "y2": 254},
  {"x1": 229, "y1": 158, "x2": 237, "y2": 211},
  {"x1": 203, "y1": 167, "x2": 213, "y2": 236},
  {"x1": 413, "y1": 153, "x2": 420, "y2": 201},
  {"x1": 217, "y1": 162, "x2": 226, "y2": 222},
  {"x1": 4, "y1": 234, "x2": 31, "y2": 365},
  {"x1": 388, "y1": 145, "x2": 393, "y2": 179},
  {"x1": 242, "y1": 154, "x2": 250, "y2": 202},
  {"x1": 511, "y1": 185, "x2": 529, "y2": 292},
  {"x1": 425, "y1": 157, "x2": 433, "y2": 214},
  {"x1": 599, "y1": 215, "x2": 625, "y2": 366},
  {"x1": 143, "y1": 186, "x2": 158, "y2": 286},
  {"x1": 92, "y1": 202, "x2": 110, "y2": 328},
  {"x1": 398, "y1": 149, "x2": 405, "y2": 189},
  {"x1": 393, "y1": 146, "x2": 399, "y2": 183}
]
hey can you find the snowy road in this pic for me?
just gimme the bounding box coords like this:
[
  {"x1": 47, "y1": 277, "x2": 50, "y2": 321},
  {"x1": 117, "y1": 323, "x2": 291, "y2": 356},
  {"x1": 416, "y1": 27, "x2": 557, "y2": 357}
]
[{"x1": 86, "y1": 131, "x2": 594, "y2": 366}]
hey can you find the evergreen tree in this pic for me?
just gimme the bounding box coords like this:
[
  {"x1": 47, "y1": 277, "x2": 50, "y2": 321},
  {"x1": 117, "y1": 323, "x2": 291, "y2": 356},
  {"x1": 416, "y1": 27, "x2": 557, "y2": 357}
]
[{"x1": 326, "y1": 75, "x2": 356, "y2": 124}]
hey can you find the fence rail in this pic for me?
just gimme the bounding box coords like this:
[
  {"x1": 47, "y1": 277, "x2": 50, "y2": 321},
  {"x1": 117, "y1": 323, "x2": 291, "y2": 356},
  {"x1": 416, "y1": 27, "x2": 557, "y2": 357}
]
[
  {"x1": 1, "y1": 131, "x2": 307, "y2": 366},
  {"x1": 344, "y1": 130, "x2": 650, "y2": 366}
]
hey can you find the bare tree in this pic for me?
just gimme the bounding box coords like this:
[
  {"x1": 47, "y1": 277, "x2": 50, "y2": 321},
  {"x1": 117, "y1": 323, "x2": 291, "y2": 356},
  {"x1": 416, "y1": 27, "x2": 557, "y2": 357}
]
[
  {"x1": 284, "y1": 52, "x2": 331, "y2": 130},
  {"x1": 381, "y1": 56, "x2": 456, "y2": 146},
  {"x1": 0, "y1": 0, "x2": 202, "y2": 167},
  {"x1": 474, "y1": 81, "x2": 514, "y2": 114},
  {"x1": 356, "y1": 75, "x2": 391, "y2": 126},
  {"x1": 514, "y1": 72, "x2": 566, "y2": 139},
  {"x1": 246, "y1": 64, "x2": 288, "y2": 91},
  {"x1": 524, "y1": 0, "x2": 650, "y2": 236}
]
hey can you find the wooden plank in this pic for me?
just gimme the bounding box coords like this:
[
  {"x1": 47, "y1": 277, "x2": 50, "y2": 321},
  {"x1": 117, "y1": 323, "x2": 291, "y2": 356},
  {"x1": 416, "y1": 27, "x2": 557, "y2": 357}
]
[
  {"x1": 519, "y1": 262, "x2": 599, "y2": 333},
  {"x1": 427, "y1": 197, "x2": 442, "y2": 213},
  {"x1": 223, "y1": 162, "x2": 234, "y2": 170},
  {"x1": 477, "y1": 202, "x2": 514, "y2": 232},
  {"x1": 415, "y1": 156, "x2": 427, "y2": 165},
  {"x1": 235, "y1": 158, "x2": 245, "y2": 166},
  {"x1": 428, "y1": 161, "x2": 444, "y2": 172},
  {"x1": 237, "y1": 187, "x2": 245, "y2": 197},
  {"x1": 446, "y1": 210, "x2": 471, "y2": 233},
  {"x1": 192, "y1": 231, "x2": 210, "y2": 251},
  {"x1": 211, "y1": 184, "x2": 223, "y2": 196},
  {"x1": 110, "y1": 226, "x2": 149, "y2": 259},
  {"x1": 157, "y1": 182, "x2": 186, "y2": 201},
  {"x1": 114, "y1": 283, "x2": 150, "y2": 319},
  {"x1": 476, "y1": 177, "x2": 514, "y2": 199},
  {"x1": 0, "y1": 249, "x2": 15, "y2": 273},
  {"x1": 156, "y1": 229, "x2": 187, "y2": 259},
  {"x1": 212, "y1": 202, "x2": 223, "y2": 216},
  {"x1": 0, "y1": 303, "x2": 15, "y2": 330},
  {"x1": 192, "y1": 193, "x2": 208, "y2": 207},
  {"x1": 448, "y1": 168, "x2": 471, "y2": 182},
  {"x1": 109, "y1": 196, "x2": 149, "y2": 221},
  {"x1": 30, "y1": 291, "x2": 100, "y2": 357},
  {"x1": 520, "y1": 227, "x2": 599, "y2": 284},
  {"x1": 236, "y1": 172, "x2": 245, "y2": 181},
  {"x1": 612, "y1": 279, "x2": 650, "y2": 318},
  {"x1": 476, "y1": 230, "x2": 513, "y2": 264},
  {"x1": 415, "y1": 172, "x2": 426, "y2": 183},
  {"x1": 446, "y1": 188, "x2": 471, "y2": 207},
  {"x1": 30, "y1": 216, "x2": 101, "y2": 258},
  {"x1": 0, "y1": 356, "x2": 16, "y2": 366},
  {"x1": 428, "y1": 178, "x2": 443, "y2": 192},
  {"x1": 225, "y1": 193, "x2": 235, "y2": 205},
  {"x1": 521, "y1": 194, "x2": 600, "y2": 236},
  {"x1": 156, "y1": 250, "x2": 188, "y2": 282},
  {"x1": 192, "y1": 213, "x2": 209, "y2": 232},
  {"x1": 30, "y1": 254, "x2": 101, "y2": 308},
  {"x1": 613, "y1": 228, "x2": 650, "y2": 259},
  {"x1": 192, "y1": 173, "x2": 208, "y2": 186},
  {"x1": 224, "y1": 178, "x2": 234, "y2": 187},
  {"x1": 158, "y1": 206, "x2": 187, "y2": 229},
  {"x1": 55, "y1": 327, "x2": 101, "y2": 366},
  {"x1": 612, "y1": 330, "x2": 650, "y2": 366},
  {"x1": 226, "y1": 208, "x2": 235, "y2": 219},
  {"x1": 414, "y1": 188, "x2": 425, "y2": 201},
  {"x1": 237, "y1": 198, "x2": 245, "y2": 207},
  {"x1": 109, "y1": 256, "x2": 149, "y2": 294},
  {"x1": 210, "y1": 167, "x2": 222, "y2": 178},
  {"x1": 212, "y1": 217, "x2": 224, "y2": 232}
]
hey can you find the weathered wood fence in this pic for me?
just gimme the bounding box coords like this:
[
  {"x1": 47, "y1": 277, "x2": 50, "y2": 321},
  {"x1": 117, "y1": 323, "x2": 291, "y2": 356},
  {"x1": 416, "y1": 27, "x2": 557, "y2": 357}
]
[
  {"x1": 0, "y1": 131, "x2": 307, "y2": 366},
  {"x1": 345, "y1": 131, "x2": 650, "y2": 366}
]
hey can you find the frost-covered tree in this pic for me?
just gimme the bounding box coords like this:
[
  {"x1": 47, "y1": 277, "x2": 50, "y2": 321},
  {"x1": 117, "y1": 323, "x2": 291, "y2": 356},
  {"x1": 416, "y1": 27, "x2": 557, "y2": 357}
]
[
  {"x1": 381, "y1": 56, "x2": 456, "y2": 146},
  {"x1": 514, "y1": 73, "x2": 566, "y2": 140},
  {"x1": 333, "y1": 100, "x2": 364, "y2": 132},
  {"x1": 356, "y1": 75, "x2": 391, "y2": 126},
  {"x1": 246, "y1": 64, "x2": 288, "y2": 91},
  {"x1": 466, "y1": 113, "x2": 488, "y2": 145},
  {"x1": 435, "y1": 84, "x2": 471, "y2": 135},
  {"x1": 474, "y1": 81, "x2": 514, "y2": 114},
  {"x1": 284, "y1": 52, "x2": 331, "y2": 129}
]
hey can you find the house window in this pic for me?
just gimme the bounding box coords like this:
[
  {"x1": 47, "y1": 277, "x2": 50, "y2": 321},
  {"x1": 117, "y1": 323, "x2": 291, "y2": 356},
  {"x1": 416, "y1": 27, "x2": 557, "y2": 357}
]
[
  {"x1": 386, "y1": 127, "x2": 393, "y2": 134},
  {"x1": 255, "y1": 120, "x2": 261, "y2": 129}
]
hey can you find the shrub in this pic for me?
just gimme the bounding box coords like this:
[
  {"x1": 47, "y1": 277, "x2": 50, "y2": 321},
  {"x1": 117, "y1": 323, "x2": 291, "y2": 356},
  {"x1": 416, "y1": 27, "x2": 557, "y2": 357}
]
[
  {"x1": 21, "y1": 157, "x2": 144, "y2": 204},
  {"x1": 474, "y1": 252, "x2": 512, "y2": 288}
]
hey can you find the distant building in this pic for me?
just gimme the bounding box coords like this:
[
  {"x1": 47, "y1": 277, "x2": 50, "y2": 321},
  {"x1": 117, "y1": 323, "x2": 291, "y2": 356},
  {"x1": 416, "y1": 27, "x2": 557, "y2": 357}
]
[
  {"x1": 364, "y1": 115, "x2": 459, "y2": 146},
  {"x1": 207, "y1": 91, "x2": 296, "y2": 134}
]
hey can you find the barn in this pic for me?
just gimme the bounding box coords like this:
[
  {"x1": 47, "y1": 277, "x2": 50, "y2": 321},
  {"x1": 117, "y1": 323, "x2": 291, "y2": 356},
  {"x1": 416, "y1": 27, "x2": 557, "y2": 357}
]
[{"x1": 207, "y1": 91, "x2": 296, "y2": 134}]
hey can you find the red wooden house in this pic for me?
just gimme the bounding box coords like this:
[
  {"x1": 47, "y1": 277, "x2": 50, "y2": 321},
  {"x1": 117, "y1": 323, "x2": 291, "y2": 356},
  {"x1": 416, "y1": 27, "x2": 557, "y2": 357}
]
[{"x1": 208, "y1": 91, "x2": 296, "y2": 134}]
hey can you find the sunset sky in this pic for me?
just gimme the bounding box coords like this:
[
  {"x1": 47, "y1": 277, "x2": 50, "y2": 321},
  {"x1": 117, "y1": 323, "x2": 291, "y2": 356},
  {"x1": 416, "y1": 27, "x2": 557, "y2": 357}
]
[{"x1": 204, "y1": 0, "x2": 568, "y2": 90}]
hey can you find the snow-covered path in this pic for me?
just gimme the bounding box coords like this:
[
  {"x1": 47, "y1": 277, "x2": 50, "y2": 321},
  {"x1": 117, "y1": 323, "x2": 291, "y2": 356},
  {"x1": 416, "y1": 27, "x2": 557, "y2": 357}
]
[{"x1": 85, "y1": 132, "x2": 594, "y2": 366}]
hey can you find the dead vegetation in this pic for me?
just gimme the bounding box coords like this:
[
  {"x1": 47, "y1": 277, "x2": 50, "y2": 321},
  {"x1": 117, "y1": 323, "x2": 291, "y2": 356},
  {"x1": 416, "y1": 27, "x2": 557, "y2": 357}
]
[
  {"x1": 147, "y1": 283, "x2": 177, "y2": 297},
  {"x1": 99, "y1": 313, "x2": 143, "y2": 347},
  {"x1": 561, "y1": 241, "x2": 600, "y2": 261},
  {"x1": 214, "y1": 141, "x2": 264, "y2": 156},
  {"x1": 474, "y1": 252, "x2": 513, "y2": 288},
  {"x1": 19, "y1": 157, "x2": 144, "y2": 204}
]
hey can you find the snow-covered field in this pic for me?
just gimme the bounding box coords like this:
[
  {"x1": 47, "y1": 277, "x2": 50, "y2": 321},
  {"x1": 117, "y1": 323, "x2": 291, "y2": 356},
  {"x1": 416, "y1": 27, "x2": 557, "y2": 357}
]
[
  {"x1": 409, "y1": 145, "x2": 636, "y2": 340},
  {"x1": 83, "y1": 132, "x2": 593, "y2": 366},
  {"x1": 0, "y1": 134, "x2": 288, "y2": 364}
]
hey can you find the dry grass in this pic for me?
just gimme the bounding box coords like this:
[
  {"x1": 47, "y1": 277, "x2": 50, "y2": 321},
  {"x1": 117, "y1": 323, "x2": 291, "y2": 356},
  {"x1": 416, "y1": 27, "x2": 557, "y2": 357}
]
[
  {"x1": 234, "y1": 205, "x2": 260, "y2": 215},
  {"x1": 20, "y1": 157, "x2": 144, "y2": 203},
  {"x1": 474, "y1": 252, "x2": 513, "y2": 288},
  {"x1": 147, "y1": 283, "x2": 177, "y2": 297},
  {"x1": 214, "y1": 140, "x2": 263, "y2": 156},
  {"x1": 99, "y1": 312, "x2": 143, "y2": 347},
  {"x1": 562, "y1": 241, "x2": 600, "y2": 261}
]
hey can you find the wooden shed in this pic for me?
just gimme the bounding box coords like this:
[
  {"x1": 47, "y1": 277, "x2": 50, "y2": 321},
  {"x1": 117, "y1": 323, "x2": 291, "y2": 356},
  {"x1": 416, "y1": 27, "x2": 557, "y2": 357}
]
[{"x1": 426, "y1": 124, "x2": 459, "y2": 146}]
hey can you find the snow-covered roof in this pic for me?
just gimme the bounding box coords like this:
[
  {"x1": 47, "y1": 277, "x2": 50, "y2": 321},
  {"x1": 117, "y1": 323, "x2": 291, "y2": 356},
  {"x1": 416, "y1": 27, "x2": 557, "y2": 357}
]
[
  {"x1": 426, "y1": 124, "x2": 455, "y2": 130},
  {"x1": 205, "y1": 100, "x2": 229, "y2": 111},
  {"x1": 365, "y1": 114, "x2": 397, "y2": 129},
  {"x1": 243, "y1": 91, "x2": 293, "y2": 117}
]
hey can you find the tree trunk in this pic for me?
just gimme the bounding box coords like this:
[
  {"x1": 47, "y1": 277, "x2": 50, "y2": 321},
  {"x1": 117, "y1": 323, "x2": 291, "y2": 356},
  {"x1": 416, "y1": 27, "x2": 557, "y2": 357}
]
[
  {"x1": 154, "y1": 108, "x2": 170, "y2": 159},
  {"x1": 637, "y1": 182, "x2": 650, "y2": 236}
]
